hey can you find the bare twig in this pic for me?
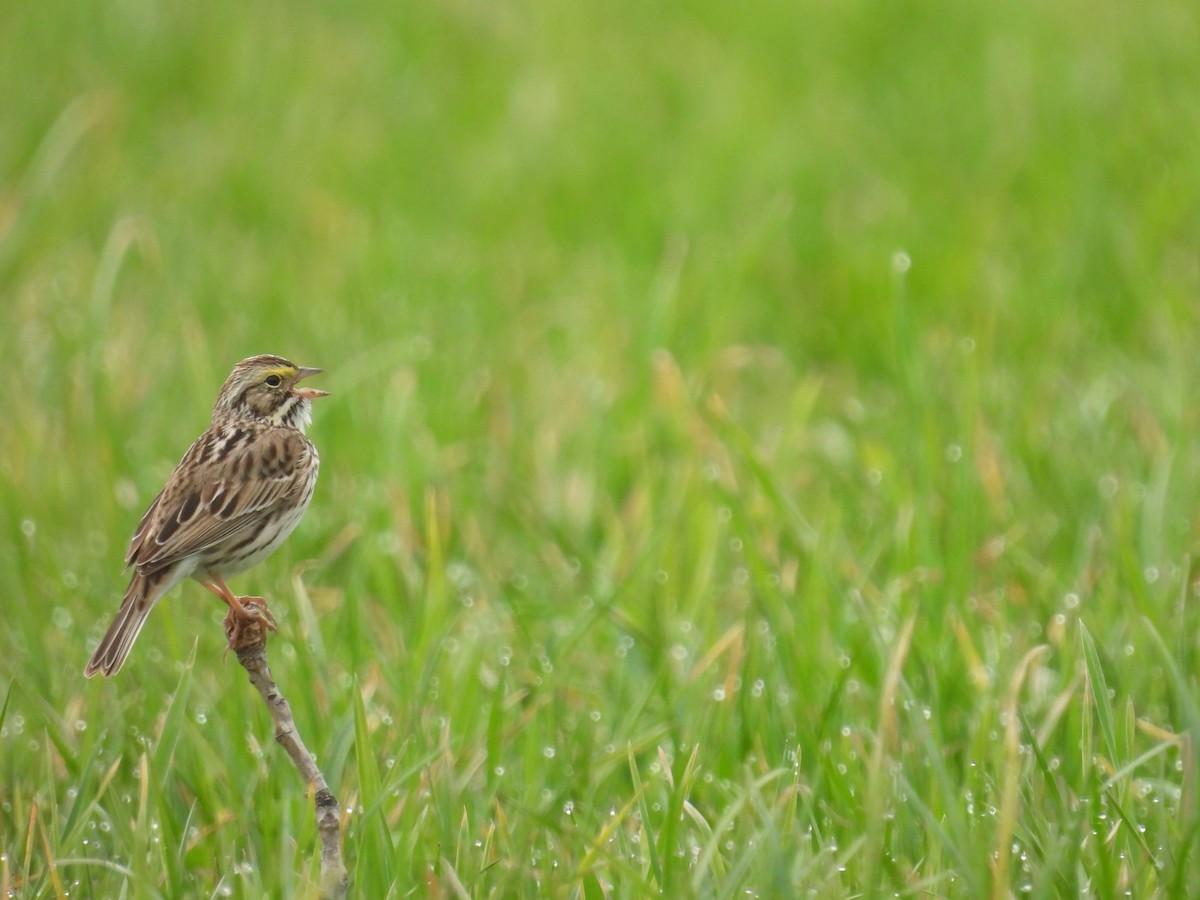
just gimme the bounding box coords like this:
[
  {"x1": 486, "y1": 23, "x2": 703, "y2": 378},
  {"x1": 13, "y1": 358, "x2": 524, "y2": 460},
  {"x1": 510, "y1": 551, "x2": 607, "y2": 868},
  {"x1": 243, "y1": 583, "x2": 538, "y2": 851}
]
[{"x1": 226, "y1": 597, "x2": 348, "y2": 899}]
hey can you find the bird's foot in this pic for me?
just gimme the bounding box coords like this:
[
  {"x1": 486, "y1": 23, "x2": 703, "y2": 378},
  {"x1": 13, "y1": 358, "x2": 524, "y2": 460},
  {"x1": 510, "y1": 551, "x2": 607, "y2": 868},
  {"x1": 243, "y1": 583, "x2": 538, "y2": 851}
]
[{"x1": 223, "y1": 595, "x2": 278, "y2": 656}]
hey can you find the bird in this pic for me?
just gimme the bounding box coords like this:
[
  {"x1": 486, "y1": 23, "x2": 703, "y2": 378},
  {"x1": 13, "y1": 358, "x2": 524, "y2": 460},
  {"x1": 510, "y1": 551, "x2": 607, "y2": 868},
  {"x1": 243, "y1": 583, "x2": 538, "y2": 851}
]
[{"x1": 84, "y1": 354, "x2": 329, "y2": 677}]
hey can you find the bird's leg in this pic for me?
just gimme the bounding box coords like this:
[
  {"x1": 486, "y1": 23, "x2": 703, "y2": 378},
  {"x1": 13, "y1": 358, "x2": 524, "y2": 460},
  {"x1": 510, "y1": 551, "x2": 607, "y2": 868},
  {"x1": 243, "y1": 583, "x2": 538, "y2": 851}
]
[{"x1": 201, "y1": 576, "x2": 278, "y2": 650}]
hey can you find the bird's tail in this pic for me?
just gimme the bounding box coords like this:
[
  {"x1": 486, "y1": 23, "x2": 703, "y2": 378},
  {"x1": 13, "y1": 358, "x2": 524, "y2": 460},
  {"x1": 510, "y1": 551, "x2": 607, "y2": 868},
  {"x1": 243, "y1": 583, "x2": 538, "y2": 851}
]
[{"x1": 84, "y1": 570, "x2": 168, "y2": 678}]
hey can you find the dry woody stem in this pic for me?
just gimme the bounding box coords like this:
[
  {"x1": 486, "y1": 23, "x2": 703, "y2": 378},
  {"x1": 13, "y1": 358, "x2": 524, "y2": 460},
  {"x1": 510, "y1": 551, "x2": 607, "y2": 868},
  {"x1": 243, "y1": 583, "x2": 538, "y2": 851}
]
[{"x1": 226, "y1": 599, "x2": 348, "y2": 899}]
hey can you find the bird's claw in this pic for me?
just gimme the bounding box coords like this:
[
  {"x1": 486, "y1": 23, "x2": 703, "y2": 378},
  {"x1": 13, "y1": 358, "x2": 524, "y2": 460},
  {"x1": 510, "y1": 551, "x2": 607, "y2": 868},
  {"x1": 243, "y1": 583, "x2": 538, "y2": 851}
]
[{"x1": 223, "y1": 595, "x2": 278, "y2": 656}]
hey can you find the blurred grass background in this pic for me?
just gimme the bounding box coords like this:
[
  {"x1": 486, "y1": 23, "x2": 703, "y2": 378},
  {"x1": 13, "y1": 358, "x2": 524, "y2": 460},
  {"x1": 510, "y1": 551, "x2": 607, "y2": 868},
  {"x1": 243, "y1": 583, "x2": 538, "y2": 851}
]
[{"x1": 3, "y1": 0, "x2": 1200, "y2": 895}]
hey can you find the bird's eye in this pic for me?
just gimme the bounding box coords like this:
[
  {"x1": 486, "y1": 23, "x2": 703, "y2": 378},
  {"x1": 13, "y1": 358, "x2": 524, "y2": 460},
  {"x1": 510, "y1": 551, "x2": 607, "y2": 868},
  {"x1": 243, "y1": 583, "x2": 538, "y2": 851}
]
[{"x1": 264, "y1": 374, "x2": 283, "y2": 388}]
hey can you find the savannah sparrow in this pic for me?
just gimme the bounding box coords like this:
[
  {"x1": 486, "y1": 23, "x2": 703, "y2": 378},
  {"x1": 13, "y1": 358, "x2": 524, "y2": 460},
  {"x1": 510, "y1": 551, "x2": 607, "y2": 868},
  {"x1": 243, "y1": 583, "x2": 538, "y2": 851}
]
[{"x1": 84, "y1": 355, "x2": 329, "y2": 678}]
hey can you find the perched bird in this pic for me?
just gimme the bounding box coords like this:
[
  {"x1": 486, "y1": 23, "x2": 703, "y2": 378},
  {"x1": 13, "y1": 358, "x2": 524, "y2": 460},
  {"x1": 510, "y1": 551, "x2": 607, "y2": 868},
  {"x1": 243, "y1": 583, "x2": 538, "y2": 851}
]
[{"x1": 84, "y1": 355, "x2": 329, "y2": 677}]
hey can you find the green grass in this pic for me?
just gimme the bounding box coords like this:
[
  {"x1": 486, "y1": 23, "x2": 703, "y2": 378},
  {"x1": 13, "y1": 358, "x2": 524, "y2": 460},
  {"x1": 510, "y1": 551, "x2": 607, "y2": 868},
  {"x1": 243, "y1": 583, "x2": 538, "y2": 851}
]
[{"x1": 3, "y1": 0, "x2": 1200, "y2": 895}]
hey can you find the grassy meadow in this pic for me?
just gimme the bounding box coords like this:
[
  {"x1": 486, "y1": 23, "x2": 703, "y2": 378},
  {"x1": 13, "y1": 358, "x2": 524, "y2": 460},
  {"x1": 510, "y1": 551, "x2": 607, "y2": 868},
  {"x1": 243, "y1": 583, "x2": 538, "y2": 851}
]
[{"x1": 4, "y1": 0, "x2": 1200, "y2": 895}]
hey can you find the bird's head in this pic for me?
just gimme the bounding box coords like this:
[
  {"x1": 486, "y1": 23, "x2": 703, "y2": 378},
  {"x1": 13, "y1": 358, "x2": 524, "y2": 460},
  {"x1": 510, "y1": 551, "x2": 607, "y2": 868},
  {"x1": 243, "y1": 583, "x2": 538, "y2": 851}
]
[{"x1": 214, "y1": 355, "x2": 329, "y2": 431}]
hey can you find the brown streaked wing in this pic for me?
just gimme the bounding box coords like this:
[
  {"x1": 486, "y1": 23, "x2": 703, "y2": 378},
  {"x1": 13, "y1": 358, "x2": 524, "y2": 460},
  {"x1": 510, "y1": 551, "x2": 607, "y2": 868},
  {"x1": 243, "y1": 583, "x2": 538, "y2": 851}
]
[
  {"x1": 128, "y1": 429, "x2": 314, "y2": 575},
  {"x1": 124, "y1": 486, "x2": 165, "y2": 568},
  {"x1": 123, "y1": 431, "x2": 218, "y2": 568}
]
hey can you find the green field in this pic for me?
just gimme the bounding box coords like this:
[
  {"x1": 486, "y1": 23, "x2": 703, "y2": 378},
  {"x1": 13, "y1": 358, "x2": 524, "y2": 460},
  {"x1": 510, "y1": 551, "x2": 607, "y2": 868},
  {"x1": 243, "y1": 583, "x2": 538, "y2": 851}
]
[{"x1": 3, "y1": 0, "x2": 1200, "y2": 896}]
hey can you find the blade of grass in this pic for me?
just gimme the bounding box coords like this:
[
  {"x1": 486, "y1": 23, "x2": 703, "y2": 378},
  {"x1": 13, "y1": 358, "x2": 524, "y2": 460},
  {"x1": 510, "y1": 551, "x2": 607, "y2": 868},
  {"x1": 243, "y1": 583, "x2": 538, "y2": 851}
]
[
  {"x1": 993, "y1": 645, "x2": 1048, "y2": 900},
  {"x1": 1080, "y1": 622, "x2": 1120, "y2": 769},
  {"x1": 352, "y1": 676, "x2": 394, "y2": 891},
  {"x1": 862, "y1": 614, "x2": 916, "y2": 894},
  {"x1": 152, "y1": 639, "x2": 197, "y2": 791},
  {"x1": 627, "y1": 744, "x2": 663, "y2": 888}
]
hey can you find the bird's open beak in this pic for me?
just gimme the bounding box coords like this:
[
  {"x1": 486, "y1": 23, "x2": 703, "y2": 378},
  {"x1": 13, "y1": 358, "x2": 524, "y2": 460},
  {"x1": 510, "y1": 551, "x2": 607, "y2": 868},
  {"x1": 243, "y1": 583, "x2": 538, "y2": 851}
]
[{"x1": 293, "y1": 366, "x2": 330, "y2": 399}]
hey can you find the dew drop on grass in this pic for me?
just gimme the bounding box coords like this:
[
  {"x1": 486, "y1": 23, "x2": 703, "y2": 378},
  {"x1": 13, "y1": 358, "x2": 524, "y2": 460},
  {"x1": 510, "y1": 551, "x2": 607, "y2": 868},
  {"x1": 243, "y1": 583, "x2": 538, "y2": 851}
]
[
  {"x1": 543, "y1": 746, "x2": 556, "y2": 759},
  {"x1": 20, "y1": 519, "x2": 35, "y2": 537}
]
